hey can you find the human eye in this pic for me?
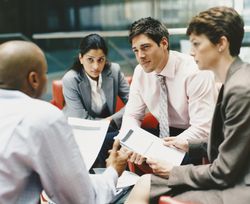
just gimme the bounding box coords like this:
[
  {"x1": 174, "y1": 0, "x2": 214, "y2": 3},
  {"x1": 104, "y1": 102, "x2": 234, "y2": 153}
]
[
  {"x1": 98, "y1": 57, "x2": 105, "y2": 63},
  {"x1": 141, "y1": 44, "x2": 150, "y2": 51},
  {"x1": 192, "y1": 41, "x2": 200, "y2": 47},
  {"x1": 132, "y1": 48, "x2": 138, "y2": 54},
  {"x1": 87, "y1": 58, "x2": 94, "y2": 63}
]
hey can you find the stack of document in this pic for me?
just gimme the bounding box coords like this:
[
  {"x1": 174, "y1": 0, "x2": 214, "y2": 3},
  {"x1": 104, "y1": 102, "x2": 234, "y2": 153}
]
[
  {"x1": 117, "y1": 126, "x2": 185, "y2": 166},
  {"x1": 68, "y1": 117, "x2": 110, "y2": 170}
]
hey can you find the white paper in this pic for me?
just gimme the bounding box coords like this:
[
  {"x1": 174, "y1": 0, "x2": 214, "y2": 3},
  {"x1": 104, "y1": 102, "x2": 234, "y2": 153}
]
[
  {"x1": 68, "y1": 117, "x2": 110, "y2": 170},
  {"x1": 117, "y1": 126, "x2": 185, "y2": 166},
  {"x1": 92, "y1": 168, "x2": 140, "y2": 189},
  {"x1": 116, "y1": 170, "x2": 140, "y2": 189}
]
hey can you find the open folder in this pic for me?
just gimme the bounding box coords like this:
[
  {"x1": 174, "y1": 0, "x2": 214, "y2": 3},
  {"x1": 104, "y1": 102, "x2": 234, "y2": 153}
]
[{"x1": 117, "y1": 126, "x2": 185, "y2": 166}]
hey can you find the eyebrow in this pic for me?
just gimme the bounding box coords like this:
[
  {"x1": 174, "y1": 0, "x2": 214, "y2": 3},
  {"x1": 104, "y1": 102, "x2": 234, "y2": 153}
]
[
  {"x1": 132, "y1": 46, "x2": 137, "y2": 50},
  {"x1": 132, "y1": 43, "x2": 151, "y2": 50},
  {"x1": 85, "y1": 55, "x2": 105, "y2": 58}
]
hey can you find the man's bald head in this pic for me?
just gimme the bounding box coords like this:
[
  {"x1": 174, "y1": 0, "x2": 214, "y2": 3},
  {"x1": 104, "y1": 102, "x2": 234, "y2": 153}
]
[{"x1": 0, "y1": 40, "x2": 48, "y2": 98}]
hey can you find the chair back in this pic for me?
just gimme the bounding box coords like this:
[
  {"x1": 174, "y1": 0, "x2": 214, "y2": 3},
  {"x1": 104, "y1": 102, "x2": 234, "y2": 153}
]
[
  {"x1": 51, "y1": 76, "x2": 133, "y2": 111},
  {"x1": 50, "y1": 80, "x2": 64, "y2": 110}
]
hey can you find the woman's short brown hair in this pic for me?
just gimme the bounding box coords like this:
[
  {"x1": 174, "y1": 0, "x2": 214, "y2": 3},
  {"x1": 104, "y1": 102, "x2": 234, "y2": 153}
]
[{"x1": 187, "y1": 6, "x2": 244, "y2": 56}]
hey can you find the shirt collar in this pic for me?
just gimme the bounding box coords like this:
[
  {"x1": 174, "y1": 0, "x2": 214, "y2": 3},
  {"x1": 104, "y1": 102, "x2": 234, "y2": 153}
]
[
  {"x1": 86, "y1": 73, "x2": 102, "y2": 89},
  {"x1": 157, "y1": 51, "x2": 176, "y2": 79},
  {"x1": 0, "y1": 88, "x2": 30, "y2": 99}
]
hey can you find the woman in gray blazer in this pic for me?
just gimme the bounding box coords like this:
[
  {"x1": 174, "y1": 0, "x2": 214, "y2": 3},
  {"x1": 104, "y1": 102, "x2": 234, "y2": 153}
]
[
  {"x1": 62, "y1": 34, "x2": 130, "y2": 166},
  {"x1": 62, "y1": 34, "x2": 129, "y2": 130}
]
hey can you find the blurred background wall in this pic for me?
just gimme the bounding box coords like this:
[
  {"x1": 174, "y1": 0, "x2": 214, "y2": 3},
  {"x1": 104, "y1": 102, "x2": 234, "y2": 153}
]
[{"x1": 1, "y1": 0, "x2": 250, "y2": 100}]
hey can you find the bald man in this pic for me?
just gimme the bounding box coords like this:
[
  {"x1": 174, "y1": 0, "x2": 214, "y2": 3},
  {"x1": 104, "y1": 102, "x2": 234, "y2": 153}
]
[{"x1": 0, "y1": 41, "x2": 131, "y2": 204}]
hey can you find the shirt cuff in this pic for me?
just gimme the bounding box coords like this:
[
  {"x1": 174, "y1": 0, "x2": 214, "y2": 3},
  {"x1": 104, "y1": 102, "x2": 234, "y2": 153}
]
[{"x1": 104, "y1": 166, "x2": 119, "y2": 187}]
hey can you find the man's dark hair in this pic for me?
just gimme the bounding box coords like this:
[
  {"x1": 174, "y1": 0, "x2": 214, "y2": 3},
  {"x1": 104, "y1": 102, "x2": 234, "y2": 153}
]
[{"x1": 129, "y1": 17, "x2": 170, "y2": 49}]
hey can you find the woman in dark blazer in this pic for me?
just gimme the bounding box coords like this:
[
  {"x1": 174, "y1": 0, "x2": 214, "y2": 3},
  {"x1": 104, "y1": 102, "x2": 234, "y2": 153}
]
[
  {"x1": 62, "y1": 34, "x2": 130, "y2": 130},
  {"x1": 62, "y1": 34, "x2": 130, "y2": 166}
]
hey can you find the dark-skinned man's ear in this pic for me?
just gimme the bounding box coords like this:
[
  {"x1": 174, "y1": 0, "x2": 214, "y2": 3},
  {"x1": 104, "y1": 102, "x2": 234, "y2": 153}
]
[{"x1": 27, "y1": 71, "x2": 40, "y2": 94}]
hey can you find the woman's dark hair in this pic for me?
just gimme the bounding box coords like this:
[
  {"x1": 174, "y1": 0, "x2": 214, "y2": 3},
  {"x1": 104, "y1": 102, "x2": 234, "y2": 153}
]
[
  {"x1": 70, "y1": 33, "x2": 110, "y2": 72},
  {"x1": 187, "y1": 6, "x2": 244, "y2": 56}
]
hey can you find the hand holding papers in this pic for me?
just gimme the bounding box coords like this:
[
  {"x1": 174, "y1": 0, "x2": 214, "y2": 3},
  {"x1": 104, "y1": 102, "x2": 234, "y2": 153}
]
[
  {"x1": 117, "y1": 126, "x2": 185, "y2": 166},
  {"x1": 68, "y1": 117, "x2": 110, "y2": 170}
]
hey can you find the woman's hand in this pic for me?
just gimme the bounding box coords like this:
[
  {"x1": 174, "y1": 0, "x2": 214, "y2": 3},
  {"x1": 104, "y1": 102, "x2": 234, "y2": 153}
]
[{"x1": 146, "y1": 158, "x2": 173, "y2": 178}]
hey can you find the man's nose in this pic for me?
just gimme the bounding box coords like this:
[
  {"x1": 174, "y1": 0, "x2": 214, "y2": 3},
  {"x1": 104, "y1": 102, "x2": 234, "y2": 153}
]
[{"x1": 138, "y1": 50, "x2": 145, "y2": 58}]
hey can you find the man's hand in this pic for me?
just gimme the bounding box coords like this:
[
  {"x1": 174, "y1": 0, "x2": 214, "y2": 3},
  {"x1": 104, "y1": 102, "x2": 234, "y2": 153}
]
[
  {"x1": 129, "y1": 152, "x2": 146, "y2": 165},
  {"x1": 146, "y1": 158, "x2": 173, "y2": 178},
  {"x1": 106, "y1": 139, "x2": 132, "y2": 176},
  {"x1": 163, "y1": 137, "x2": 189, "y2": 152}
]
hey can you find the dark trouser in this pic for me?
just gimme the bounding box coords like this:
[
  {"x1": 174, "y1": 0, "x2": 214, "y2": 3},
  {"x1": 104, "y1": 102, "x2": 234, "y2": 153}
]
[{"x1": 93, "y1": 130, "x2": 119, "y2": 168}]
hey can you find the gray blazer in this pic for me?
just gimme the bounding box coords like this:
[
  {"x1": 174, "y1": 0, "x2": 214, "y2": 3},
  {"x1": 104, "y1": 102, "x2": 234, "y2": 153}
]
[
  {"x1": 62, "y1": 62, "x2": 130, "y2": 129},
  {"x1": 151, "y1": 58, "x2": 250, "y2": 204}
]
